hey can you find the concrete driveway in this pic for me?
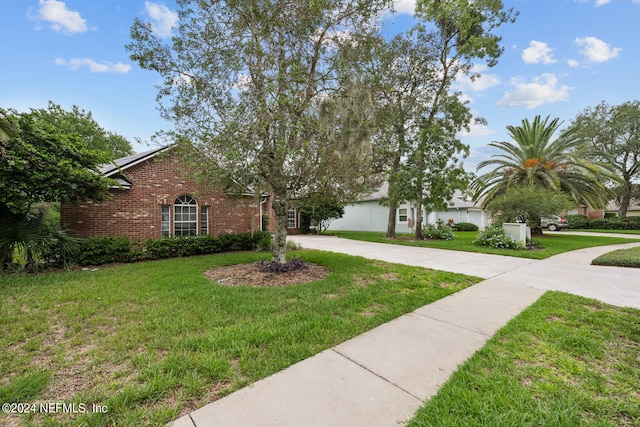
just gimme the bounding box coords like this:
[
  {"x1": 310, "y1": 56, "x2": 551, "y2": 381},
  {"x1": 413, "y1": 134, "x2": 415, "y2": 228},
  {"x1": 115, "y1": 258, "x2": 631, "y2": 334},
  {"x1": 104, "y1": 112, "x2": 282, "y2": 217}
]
[{"x1": 290, "y1": 234, "x2": 640, "y2": 309}]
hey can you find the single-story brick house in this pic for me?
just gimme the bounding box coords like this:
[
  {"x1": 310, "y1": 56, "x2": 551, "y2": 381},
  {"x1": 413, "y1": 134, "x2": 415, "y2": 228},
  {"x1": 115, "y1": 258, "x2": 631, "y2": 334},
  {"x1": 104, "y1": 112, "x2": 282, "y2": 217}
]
[
  {"x1": 60, "y1": 146, "x2": 283, "y2": 241},
  {"x1": 327, "y1": 183, "x2": 491, "y2": 233}
]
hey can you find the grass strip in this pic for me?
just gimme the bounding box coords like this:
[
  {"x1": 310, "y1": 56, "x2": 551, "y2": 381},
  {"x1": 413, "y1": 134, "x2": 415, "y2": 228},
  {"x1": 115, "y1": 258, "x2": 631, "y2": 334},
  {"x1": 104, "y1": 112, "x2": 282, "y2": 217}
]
[
  {"x1": 408, "y1": 292, "x2": 640, "y2": 427},
  {"x1": 0, "y1": 250, "x2": 479, "y2": 426},
  {"x1": 592, "y1": 246, "x2": 640, "y2": 268},
  {"x1": 328, "y1": 231, "x2": 640, "y2": 259}
]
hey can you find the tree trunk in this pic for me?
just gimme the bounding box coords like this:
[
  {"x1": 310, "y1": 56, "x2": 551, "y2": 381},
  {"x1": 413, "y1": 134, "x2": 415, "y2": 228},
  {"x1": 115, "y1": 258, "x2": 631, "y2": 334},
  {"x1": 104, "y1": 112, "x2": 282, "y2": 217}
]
[
  {"x1": 272, "y1": 195, "x2": 288, "y2": 264},
  {"x1": 386, "y1": 154, "x2": 401, "y2": 238},
  {"x1": 414, "y1": 150, "x2": 424, "y2": 240},
  {"x1": 619, "y1": 185, "x2": 632, "y2": 218},
  {"x1": 415, "y1": 192, "x2": 423, "y2": 240}
]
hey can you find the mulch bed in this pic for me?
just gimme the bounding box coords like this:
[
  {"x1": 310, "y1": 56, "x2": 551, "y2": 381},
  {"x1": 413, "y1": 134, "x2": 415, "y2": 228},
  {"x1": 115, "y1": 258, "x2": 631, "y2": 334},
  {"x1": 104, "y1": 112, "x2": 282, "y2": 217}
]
[{"x1": 203, "y1": 262, "x2": 331, "y2": 287}]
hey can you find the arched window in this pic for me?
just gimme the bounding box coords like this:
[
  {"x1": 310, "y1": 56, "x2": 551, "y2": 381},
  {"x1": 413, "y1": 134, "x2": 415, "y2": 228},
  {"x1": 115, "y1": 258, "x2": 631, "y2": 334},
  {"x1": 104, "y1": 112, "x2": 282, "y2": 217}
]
[{"x1": 174, "y1": 195, "x2": 198, "y2": 236}]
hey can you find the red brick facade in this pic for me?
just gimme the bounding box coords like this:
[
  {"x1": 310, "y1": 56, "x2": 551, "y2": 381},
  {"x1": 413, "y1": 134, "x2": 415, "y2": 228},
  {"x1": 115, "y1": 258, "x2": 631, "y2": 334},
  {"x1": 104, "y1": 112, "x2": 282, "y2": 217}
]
[{"x1": 61, "y1": 149, "x2": 273, "y2": 241}]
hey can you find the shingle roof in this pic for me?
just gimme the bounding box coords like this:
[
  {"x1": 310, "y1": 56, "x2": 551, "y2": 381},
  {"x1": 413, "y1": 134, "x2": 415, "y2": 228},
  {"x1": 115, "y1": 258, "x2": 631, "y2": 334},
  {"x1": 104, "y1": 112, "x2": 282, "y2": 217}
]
[
  {"x1": 360, "y1": 183, "x2": 483, "y2": 208},
  {"x1": 99, "y1": 145, "x2": 169, "y2": 176}
]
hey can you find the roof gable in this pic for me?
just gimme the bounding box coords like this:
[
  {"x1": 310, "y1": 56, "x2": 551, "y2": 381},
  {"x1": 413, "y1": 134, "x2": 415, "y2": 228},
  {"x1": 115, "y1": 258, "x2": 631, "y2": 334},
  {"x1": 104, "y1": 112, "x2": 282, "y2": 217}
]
[{"x1": 99, "y1": 145, "x2": 170, "y2": 177}]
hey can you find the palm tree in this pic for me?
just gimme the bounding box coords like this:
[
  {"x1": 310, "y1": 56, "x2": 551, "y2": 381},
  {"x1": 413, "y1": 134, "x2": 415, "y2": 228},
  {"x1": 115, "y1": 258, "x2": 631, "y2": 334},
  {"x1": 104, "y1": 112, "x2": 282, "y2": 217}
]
[
  {"x1": 0, "y1": 113, "x2": 15, "y2": 157},
  {"x1": 473, "y1": 115, "x2": 615, "y2": 209}
]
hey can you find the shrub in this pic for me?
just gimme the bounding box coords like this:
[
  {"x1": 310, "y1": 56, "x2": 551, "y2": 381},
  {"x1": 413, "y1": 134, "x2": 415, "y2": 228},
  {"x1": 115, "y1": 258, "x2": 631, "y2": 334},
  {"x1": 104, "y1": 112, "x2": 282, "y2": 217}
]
[
  {"x1": 566, "y1": 214, "x2": 590, "y2": 229},
  {"x1": 423, "y1": 222, "x2": 455, "y2": 240},
  {"x1": 589, "y1": 218, "x2": 627, "y2": 230},
  {"x1": 76, "y1": 236, "x2": 140, "y2": 266},
  {"x1": 622, "y1": 216, "x2": 640, "y2": 230},
  {"x1": 454, "y1": 222, "x2": 479, "y2": 231},
  {"x1": 473, "y1": 225, "x2": 522, "y2": 250}
]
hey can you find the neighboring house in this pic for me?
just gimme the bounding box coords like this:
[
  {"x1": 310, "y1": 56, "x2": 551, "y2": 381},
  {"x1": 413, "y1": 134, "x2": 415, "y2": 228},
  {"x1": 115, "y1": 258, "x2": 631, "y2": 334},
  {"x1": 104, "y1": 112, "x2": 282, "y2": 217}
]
[
  {"x1": 61, "y1": 146, "x2": 273, "y2": 241},
  {"x1": 327, "y1": 183, "x2": 491, "y2": 233},
  {"x1": 567, "y1": 200, "x2": 640, "y2": 218},
  {"x1": 605, "y1": 200, "x2": 640, "y2": 217}
]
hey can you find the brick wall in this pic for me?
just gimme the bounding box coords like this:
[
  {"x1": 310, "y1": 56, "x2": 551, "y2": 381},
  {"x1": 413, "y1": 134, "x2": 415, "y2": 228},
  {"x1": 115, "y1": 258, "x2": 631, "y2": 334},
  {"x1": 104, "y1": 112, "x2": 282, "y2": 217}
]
[{"x1": 61, "y1": 151, "x2": 272, "y2": 240}]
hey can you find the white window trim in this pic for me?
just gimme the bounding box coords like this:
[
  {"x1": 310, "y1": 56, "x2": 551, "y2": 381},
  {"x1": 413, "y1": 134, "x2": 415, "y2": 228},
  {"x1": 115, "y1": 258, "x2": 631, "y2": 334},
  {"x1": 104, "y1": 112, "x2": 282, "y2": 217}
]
[
  {"x1": 174, "y1": 195, "x2": 198, "y2": 237},
  {"x1": 200, "y1": 206, "x2": 209, "y2": 235},
  {"x1": 397, "y1": 203, "x2": 409, "y2": 223},
  {"x1": 161, "y1": 205, "x2": 170, "y2": 237},
  {"x1": 287, "y1": 207, "x2": 298, "y2": 229}
]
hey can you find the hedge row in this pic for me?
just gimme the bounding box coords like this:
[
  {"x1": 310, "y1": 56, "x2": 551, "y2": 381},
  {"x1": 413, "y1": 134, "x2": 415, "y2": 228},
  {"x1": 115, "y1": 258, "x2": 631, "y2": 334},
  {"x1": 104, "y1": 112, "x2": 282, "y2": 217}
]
[
  {"x1": 565, "y1": 215, "x2": 640, "y2": 230},
  {"x1": 73, "y1": 231, "x2": 273, "y2": 267}
]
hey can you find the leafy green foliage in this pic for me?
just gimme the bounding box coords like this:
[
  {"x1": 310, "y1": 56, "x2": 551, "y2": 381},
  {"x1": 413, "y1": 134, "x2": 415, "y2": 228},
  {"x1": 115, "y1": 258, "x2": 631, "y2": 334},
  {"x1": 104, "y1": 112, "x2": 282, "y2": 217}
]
[
  {"x1": 374, "y1": 0, "x2": 516, "y2": 238},
  {"x1": 0, "y1": 203, "x2": 82, "y2": 270},
  {"x1": 76, "y1": 236, "x2": 141, "y2": 266},
  {"x1": 473, "y1": 225, "x2": 522, "y2": 249},
  {"x1": 485, "y1": 186, "x2": 572, "y2": 230},
  {"x1": 64, "y1": 232, "x2": 274, "y2": 266},
  {"x1": 21, "y1": 102, "x2": 133, "y2": 160},
  {"x1": 0, "y1": 109, "x2": 114, "y2": 215},
  {"x1": 570, "y1": 100, "x2": 640, "y2": 217},
  {"x1": 453, "y1": 222, "x2": 479, "y2": 231},
  {"x1": 298, "y1": 199, "x2": 345, "y2": 234},
  {"x1": 423, "y1": 222, "x2": 456, "y2": 240},
  {"x1": 473, "y1": 115, "x2": 615, "y2": 210},
  {"x1": 127, "y1": 0, "x2": 390, "y2": 264},
  {"x1": 567, "y1": 214, "x2": 640, "y2": 230}
]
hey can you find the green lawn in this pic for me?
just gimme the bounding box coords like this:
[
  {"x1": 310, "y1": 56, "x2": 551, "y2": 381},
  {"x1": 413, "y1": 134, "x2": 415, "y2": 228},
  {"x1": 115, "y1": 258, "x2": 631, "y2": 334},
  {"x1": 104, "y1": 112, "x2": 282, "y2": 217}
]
[
  {"x1": 408, "y1": 292, "x2": 640, "y2": 426},
  {"x1": 0, "y1": 250, "x2": 478, "y2": 427},
  {"x1": 592, "y1": 246, "x2": 640, "y2": 268},
  {"x1": 328, "y1": 230, "x2": 640, "y2": 259}
]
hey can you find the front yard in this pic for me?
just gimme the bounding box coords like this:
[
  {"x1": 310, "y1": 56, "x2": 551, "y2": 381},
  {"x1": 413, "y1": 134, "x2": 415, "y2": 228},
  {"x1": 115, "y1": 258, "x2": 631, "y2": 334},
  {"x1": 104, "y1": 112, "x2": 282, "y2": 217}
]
[
  {"x1": 328, "y1": 231, "x2": 640, "y2": 259},
  {"x1": 408, "y1": 292, "x2": 640, "y2": 426},
  {"x1": 0, "y1": 250, "x2": 478, "y2": 426}
]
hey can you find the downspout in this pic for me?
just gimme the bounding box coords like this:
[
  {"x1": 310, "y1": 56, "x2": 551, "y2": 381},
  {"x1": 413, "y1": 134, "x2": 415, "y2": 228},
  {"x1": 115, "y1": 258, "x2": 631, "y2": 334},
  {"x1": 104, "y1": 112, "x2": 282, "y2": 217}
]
[{"x1": 260, "y1": 196, "x2": 269, "y2": 231}]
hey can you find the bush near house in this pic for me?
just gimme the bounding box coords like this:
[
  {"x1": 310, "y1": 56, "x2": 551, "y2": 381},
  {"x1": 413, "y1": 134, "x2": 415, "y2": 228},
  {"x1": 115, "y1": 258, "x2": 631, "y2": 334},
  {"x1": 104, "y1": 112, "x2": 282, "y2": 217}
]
[
  {"x1": 453, "y1": 222, "x2": 479, "y2": 232},
  {"x1": 566, "y1": 215, "x2": 640, "y2": 230},
  {"x1": 473, "y1": 225, "x2": 522, "y2": 250},
  {"x1": 423, "y1": 222, "x2": 456, "y2": 240},
  {"x1": 42, "y1": 231, "x2": 273, "y2": 268}
]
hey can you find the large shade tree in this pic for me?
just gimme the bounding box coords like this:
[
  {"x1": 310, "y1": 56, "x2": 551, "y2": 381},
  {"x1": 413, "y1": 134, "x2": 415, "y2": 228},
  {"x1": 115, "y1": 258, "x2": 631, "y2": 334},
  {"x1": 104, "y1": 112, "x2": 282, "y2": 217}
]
[
  {"x1": 0, "y1": 109, "x2": 115, "y2": 267},
  {"x1": 569, "y1": 100, "x2": 640, "y2": 217},
  {"x1": 26, "y1": 102, "x2": 133, "y2": 160},
  {"x1": 127, "y1": 0, "x2": 390, "y2": 263},
  {"x1": 472, "y1": 115, "x2": 615, "y2": 210},
  {"x1": 370, "y1": 0, "x2": 516, "y2": 239}
]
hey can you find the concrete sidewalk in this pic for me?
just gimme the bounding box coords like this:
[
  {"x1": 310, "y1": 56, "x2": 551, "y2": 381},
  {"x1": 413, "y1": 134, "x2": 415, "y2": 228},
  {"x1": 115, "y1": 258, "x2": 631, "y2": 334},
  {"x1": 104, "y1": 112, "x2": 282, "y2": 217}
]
[{"x1": 171, "y1": 236, "x2": 640, "y2": 427}]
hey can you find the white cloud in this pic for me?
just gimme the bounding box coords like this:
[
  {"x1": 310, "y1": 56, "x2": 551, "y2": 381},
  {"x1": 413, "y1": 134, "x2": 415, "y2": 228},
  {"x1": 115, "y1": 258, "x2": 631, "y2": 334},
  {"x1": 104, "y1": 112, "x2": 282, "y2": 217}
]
[
  {"x1": 55, "y1": 58, "x2": 131, "y2": 74},
  {"x1": 575, "y1": 36, "x2": 621, "y2": 63},
  {"x1": 454, "y1": 64, "x2": 501, "y2": 93},
  {"x1": 458, "y1": 122, "x2": 496, "y2": 137},
  {"x1": 497, "y1": 74, "x2": 572, "y2": 109},
  {"x1": 595, "y1": 0, "x2": 612, "y2": 6},
  {"x1": 145, "y1": 1, "x2": 178, "y2": 38},
  {"x1": 28, "y1": 0, "x2": 87, "y2": 35},
  {"x1": 567, "y1": 59, "x2": 580, "y2": 67},
  {"x1": 522, "y1": 41, "x2": 556, "y2": 64},
  {"x1": 393, "y1": 0, "x2": 416, "y2": 15}
]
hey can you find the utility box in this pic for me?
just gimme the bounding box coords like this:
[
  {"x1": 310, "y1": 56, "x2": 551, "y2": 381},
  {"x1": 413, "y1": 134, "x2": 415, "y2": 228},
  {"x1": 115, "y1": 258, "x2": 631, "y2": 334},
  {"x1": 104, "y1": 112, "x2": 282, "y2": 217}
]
[{"x1": 503, "y1": 223, "x2": 529, "y2": 246}]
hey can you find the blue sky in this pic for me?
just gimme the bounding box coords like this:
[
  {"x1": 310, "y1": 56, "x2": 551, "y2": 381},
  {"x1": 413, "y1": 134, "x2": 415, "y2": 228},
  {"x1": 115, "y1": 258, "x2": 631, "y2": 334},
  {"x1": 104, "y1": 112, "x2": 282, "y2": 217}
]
[{"x1": 2, "y1": 0, "x2": 639, "y2": 172}]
